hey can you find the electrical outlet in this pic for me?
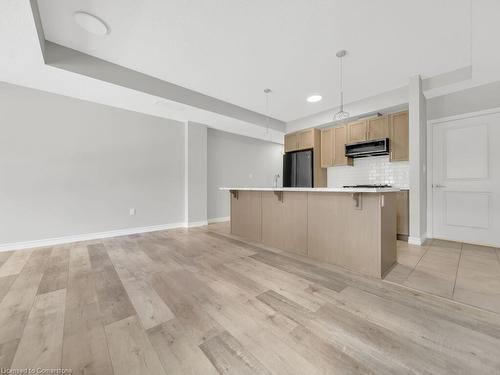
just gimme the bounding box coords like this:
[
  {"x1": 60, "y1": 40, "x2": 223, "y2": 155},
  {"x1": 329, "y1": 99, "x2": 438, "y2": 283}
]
[{"x1": 129, "y1": 208, "x2": 136, "y2": 216}]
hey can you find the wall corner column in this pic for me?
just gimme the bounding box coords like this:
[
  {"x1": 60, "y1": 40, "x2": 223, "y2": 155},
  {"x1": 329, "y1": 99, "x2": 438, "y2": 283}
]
[
  {"x1": 408, "y1": 75, "x2": 428, "y2": 244},
  {"x1": 184, "y1": 121, "x2": 208, "y2": 227}
]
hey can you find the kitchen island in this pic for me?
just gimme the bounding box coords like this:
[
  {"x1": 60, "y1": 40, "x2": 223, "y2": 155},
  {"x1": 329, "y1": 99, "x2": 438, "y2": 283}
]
[{"x1": 220, "y1": 187, "x2": 399, "y2": 278}]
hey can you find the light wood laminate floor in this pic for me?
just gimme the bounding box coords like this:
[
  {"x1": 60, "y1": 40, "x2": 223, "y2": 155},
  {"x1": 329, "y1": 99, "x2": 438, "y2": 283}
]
[
  {"x1": 386, "y1": 239, "x2": 500, "y2": 314},
  {"x1": 0, "y1": 223, "x2": 500, "y2": 374}
]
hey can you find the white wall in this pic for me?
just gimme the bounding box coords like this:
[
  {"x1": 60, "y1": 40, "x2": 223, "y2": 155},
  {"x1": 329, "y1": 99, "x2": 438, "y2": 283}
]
[
  {"x1": 186, "y1": 122, "x2": 208, "y2": 225},
  {"x1": 287, "y1": 86, "x2": 408, "y2": 133},
  {"x1": 427, "y1": 80, "x2": 500, "y2": 120},
  {"x1": 207, "y1": 129, "x2": 283, "y2": 220},
  {"x1": 0, "y1": 82, "x2": 185, "y2": 245},
  {"x1": 408, "y1": 76, "x2": 427, "y2": 244},
  {"x1": 327, "y1": 156, "x2": 409, "y2": 188}
]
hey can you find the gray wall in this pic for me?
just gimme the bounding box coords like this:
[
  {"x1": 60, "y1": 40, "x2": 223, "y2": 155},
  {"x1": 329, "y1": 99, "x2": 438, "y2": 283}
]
[
  {"x1": 207, "y1": 129, "x2": 283, "y2": 220},
  {"x1": 427, "y1": 80, "x2": 500, "y2": 120},
  {"x1": 186, "y1": 122, "x2": 208, "y2": 224},
  {"x1": 0, "y1": 82, "x2": 185, "y2": 244}
]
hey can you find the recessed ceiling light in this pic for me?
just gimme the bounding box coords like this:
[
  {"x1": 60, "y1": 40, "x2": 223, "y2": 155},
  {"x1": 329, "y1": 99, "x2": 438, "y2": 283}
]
[
  {"x1": 307, "y1": 95, "x2": 322, "y2": 103},
  {"x1": 73, "y1": 11, "x2": 109, "y2": 35}
]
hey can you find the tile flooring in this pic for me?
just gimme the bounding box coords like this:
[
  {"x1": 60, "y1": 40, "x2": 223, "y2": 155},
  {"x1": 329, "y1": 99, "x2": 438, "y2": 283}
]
[{"x1": 385, "y1": 239, "x2": 500, "y2": 313}]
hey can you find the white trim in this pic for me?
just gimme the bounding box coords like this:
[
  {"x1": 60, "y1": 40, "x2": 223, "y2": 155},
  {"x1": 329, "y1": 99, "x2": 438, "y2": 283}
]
[
  {"x1": 0, "y1": 222, "x2": 186, "y2": 252},
  {"x1": 207, "y1": 216, "x2": 230, "y2": 224},
  {"x1": 427, "y1": 107, "x2": 500, "y2": 125},
  {"x1": 408, "y1": 236, "x2": 427, "y2": 246},
  {"x1": 426, "y1": 118, "x2": 434, "y2": 238},
  {"x1": 184, "y1": 121, "x2": 189, "y2": 224},
  {"x1": 185, "y1": 220, "x2": 208, "y2": 228}
]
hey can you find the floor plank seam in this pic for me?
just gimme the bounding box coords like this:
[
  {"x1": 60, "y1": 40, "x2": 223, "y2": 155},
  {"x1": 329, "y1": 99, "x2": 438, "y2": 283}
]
[
  {"x1": 403, "y1": 246, "x2": 429, "y2": 282},
  {"x1": 451, "y1": 243, "x2": 464, "y2": 298},
  {"x1": 383, "y1": 276, "x2": 500, "y2": 317}
]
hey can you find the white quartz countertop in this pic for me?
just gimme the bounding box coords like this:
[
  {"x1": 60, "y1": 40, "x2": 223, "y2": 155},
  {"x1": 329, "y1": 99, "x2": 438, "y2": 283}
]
[{"x1": 219, "y1": 187, "x2": 401, "y2": 193}]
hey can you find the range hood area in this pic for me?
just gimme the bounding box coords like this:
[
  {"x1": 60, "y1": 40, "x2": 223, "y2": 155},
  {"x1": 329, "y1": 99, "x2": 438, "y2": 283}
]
[{"x1": 345, "y1": 138, "x2": 390, "y2": 158}]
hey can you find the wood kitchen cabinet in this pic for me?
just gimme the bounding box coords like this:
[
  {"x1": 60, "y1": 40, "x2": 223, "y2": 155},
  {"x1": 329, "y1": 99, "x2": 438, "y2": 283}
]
[
  {"x1": 347, "y1": 119, "x2": 368, "y2": 143},
  {"x1": 284, "y1": 128, "x2": 327, "y2": 186},
  {"x1": 298, "y1": 129, "x2": 315, "y2": 149},
  {"x1": 320, "y1": 126, "x2": 353, "y2": 167},
  {"x1": 320, "y1": 128, "x2": 333, "y2": 168},
  {"x1": 284, "y1": 129, "x2": 314, "y2": 152},
  {"x1": 230, "y1": 191, "x2": 262, "y2": 242},
  {"x1": 333, "y1": 125, "x2": 353, "y2": 166},
  {"x1": 261, "y1": 191, "x2": 308, "y2": 254},
  {"x1": 367, "y1": 115, "x2": 389, "y2": 140},
  {"x1": 389, "y1": 111, "x2": 409, "y2": 161},
  {"x1": 284, "y1": 132, "x2": 298, "y2": 152},
  {"x1": 396, "y1": 190, "x2": 409, "y2": 240}
]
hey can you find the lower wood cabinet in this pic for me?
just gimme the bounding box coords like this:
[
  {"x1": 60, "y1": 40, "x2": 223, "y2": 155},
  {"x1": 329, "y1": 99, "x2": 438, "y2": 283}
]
[
  {"x1": 230, "y1": 190, "x2": 398, "y2": 278},
  {"x1": 261, "y1": 192, "x2": 308, "y2": 254},
  {"x1": 230, "y1": 191, "x2": 262, "y2": 242},
  {"x1": 396, "y1": 190, "x2": 409, "y2": 239},
  {"x1": 307, "y1": 192, "x2": 396, "y2": 278}
]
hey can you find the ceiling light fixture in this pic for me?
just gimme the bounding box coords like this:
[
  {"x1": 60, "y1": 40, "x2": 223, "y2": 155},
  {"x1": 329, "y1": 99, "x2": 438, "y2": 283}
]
[
  {"x1": 73, "y1": 11, "x2": 109, "y2": 35},
  {"x1": 264, "y1": 88, "x2": 272, "y2": 135},
  {"x1": 307, "y1": 95, "x2": 322, "y2": 103},
  {"x1": 333, "y1": 50, "x2": 349, "y2": 122}
]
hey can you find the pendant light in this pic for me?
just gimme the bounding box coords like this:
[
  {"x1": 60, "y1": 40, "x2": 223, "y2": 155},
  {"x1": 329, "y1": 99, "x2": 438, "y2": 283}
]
[
  {"x1": 264, "y1": 88, "x2": 272, "y2": 134},
  {"x1": 334, "y1": 50, "x2": 349, "y2": 121}
]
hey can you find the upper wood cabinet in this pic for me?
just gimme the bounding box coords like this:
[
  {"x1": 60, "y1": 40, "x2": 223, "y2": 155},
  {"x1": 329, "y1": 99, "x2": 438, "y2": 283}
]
[
  {"x1": 284, "y1": 132, "x2": 298, "y2": 152},
  {"x1": 284, "y1": 128, "x2": 327, "y2": 186},
  {"x1": 285, "y1": 129, "x2": 315, "y2": 152},
  {"x1": 333, "y1": 125, "x2": 353, "y2": 166},
  {"x1": 320, "y1": 110, "x2": 409, "y2": 167},
  {"x1": 320, "y1": 125, "x2": 353, "y2": 168},
  {"x1": 298, "y1": 129, "x2": 315, "y2": 150},
  {"x1": 320, "y1": 128, "x2": 333, "y2": 168},
  {"x1": 367, "y1": 115, "x2": 389, "y2": 140},
  {"x1": 389, "y1": 111, "x2": 409, "y2": 161},
  {"x1": 347, "y1": 120, "x2": 368, "y2": 143}
]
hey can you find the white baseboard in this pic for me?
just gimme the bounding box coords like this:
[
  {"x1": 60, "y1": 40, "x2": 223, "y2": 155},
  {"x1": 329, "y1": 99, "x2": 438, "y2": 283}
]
[
  {"x1": 208, "y1": 216, "x2": 230, "y2": 224},
  {"x1": 408, "y1": 235, "x2": 428, "y2": 246},
  {"x1": 185, "y1": 220, "x2": 209, "y2": 228},
  {"x1": 0, "y1": 222, "x2": 188, "y2": 252}
]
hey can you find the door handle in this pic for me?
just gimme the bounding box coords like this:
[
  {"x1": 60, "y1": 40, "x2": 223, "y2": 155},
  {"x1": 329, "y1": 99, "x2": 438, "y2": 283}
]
[{"x1": 434, "y1": 184, "x2": 446, "y2": 188}]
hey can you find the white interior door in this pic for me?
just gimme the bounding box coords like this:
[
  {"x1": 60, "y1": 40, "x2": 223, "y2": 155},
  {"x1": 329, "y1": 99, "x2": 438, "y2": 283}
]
[{"x1": 432, "y1": 112, "x2": 500, "y2": 247}]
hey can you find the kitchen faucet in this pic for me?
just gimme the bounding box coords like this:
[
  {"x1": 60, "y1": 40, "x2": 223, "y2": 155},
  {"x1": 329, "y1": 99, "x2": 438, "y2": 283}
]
[{"x1": 273, "y1": 173, "x2": 280, "y2": 188}]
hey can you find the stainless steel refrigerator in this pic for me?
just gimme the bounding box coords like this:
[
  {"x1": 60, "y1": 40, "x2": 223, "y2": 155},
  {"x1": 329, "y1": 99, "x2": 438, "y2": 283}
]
[{"x1": 282, "y1": 150, "x2": 313, "y2": 187}]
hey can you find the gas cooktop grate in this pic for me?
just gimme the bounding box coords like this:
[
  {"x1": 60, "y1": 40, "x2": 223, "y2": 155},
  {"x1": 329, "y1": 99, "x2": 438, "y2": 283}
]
[{"x1": 342, "y1": 184, "x2": 392, "y2": 188}]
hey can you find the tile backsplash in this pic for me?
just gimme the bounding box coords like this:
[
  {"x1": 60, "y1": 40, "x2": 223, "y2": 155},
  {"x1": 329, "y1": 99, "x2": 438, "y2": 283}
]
[{"x1": 327, "y1": 155, "x2": 409, "y2": 188}]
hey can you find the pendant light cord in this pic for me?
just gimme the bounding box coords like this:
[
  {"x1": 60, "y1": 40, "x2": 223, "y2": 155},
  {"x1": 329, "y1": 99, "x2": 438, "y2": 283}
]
[
  {"x1": 339, "y1": 55, "x2": 344, "y2": 111},
  {"x1": 334, "y1": 50, "x2": 349, "y2": 121},
  {"x1": 264, "y1": 88, "x2": 271, "y2": 135}
]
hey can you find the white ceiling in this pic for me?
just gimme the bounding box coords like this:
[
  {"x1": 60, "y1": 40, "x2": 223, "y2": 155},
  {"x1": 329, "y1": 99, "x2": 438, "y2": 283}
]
[{"x1": 37, "y1": 0, "x2": 473, "y2": 122}]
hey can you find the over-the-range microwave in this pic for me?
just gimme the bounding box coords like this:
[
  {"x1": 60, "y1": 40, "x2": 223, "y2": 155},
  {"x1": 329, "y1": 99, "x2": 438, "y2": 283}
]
[{"x1": 345, "y1": 138, "x2": 390, "y2": 158}]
